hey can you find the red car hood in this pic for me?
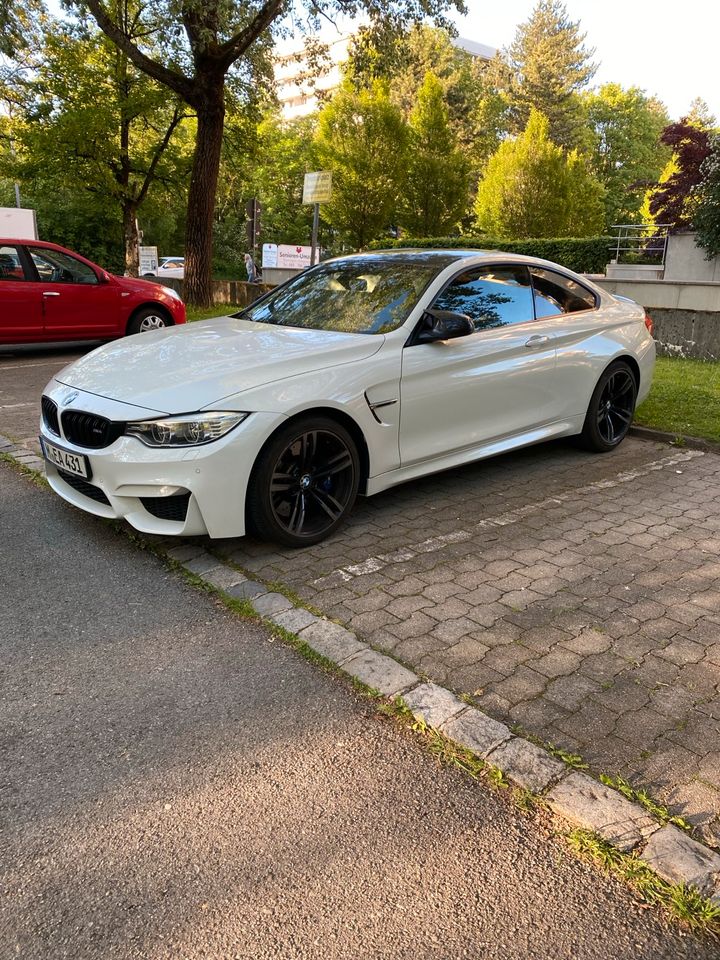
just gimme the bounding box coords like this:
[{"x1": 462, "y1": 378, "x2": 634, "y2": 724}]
[{"x1": 113, "y1": 275, "x2": 169, "y2": 294}]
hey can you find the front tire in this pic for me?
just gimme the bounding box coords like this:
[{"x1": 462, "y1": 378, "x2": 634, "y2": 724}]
[
  {"x1": 579, "y1": 361, "x2": 637, "y2": 452},
  {"x1": 127, "y1": 307, "x2": 170, "y2": 335},
  {"x1": 247, "y1": 417, "x2": 360, "y2": 547}
]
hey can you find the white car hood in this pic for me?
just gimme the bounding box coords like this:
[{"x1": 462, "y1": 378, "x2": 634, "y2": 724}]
[{"x1": 56, "y1": 316, "x2": 384, "y2": 413}]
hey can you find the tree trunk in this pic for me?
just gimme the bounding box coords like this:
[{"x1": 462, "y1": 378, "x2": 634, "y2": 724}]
[
  {"x1": 184, "y1": 90, "x2": 225, "y2": 306},
  {"x1": 123, "y1": 202, "x2": 140, "y2": 276}
]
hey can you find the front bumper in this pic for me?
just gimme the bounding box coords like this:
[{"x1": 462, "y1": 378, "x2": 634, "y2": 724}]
[{"x1": 40, "y1": 386, "x2": 285, "y2": 538}]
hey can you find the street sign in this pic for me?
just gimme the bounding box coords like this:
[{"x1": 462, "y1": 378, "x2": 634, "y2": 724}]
[
  {"x1": 262, "y1": 243, "x2": 278, "y2": 269},
  {"x1": 139, "y1": 245, "x2": 158, "y2": 274},
  {"x1": 262, "y1": 243, "x2": 311, "y2": 270},
  {"x1": 302, "y1": 171, "x2": 332, "y2": 204}
]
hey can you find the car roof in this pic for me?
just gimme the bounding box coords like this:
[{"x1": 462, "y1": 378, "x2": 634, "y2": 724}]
[
  {"x1": 324, "y1": 248, "x2": 608, "y2": 299},
  {"x1": 326, "y1": 249, "x2": 494, "y2": 268},
  {"x1": 0, "y1": 238, "x2": 60, "y2": 247}
]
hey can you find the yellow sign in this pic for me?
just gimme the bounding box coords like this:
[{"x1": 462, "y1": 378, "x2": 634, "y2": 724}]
[{"x1": 303, "y1": 171, "x2": 332, "y2": 204}]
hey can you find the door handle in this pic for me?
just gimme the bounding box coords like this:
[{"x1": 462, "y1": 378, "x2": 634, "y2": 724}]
[
  {"x1": 525, "y1": 334, "x2": 550, "y2": 348},
  {"x1": 43, "y1": 291, "x2": 60, "y2": 297}
]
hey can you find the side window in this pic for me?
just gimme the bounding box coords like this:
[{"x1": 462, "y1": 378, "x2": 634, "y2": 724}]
[
  {"x1": 0, "y1": 245, "x2": 26, "y2": 281},
  {"x1": 531, "y1": 268, "x2": 597, "y2": 317},
  {"x1": 28, "y1": 247, "x2": 99, "y2": 285},
  {"x1": 431, "y1": 265, "x2": 533, "y2": 332}
]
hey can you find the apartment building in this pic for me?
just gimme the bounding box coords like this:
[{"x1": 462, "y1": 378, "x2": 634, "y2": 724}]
[{"x1": 274, "y1": 33, "x2": 496, "y2": 121}]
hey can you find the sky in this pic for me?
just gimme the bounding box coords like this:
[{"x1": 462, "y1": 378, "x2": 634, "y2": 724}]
[{"x1": 450, "y1": 0, "x2": 720, "y2": 121}]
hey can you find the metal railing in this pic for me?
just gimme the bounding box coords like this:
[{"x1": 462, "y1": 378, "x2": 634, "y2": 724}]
[{"x1": 609, "y1": 224, "x2": 672, "y2": 266}]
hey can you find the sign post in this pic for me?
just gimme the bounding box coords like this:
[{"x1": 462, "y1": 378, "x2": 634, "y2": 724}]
[{"x1": 302, "y1": 171, "x2": 332, "y2": 266}]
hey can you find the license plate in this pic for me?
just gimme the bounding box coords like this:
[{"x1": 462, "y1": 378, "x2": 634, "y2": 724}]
[{"x1": 40, "y1": 437, "x2": 91, "y2": 479}]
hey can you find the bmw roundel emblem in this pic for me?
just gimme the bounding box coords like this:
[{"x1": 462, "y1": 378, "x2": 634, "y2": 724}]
[{"x1": 61, "y1": 390, "x2": 79, "y2": 406}]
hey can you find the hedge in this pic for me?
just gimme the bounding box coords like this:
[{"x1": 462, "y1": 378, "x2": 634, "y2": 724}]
[{"x1": 366, "y1": 236, "x2": 614, "y2": 274}]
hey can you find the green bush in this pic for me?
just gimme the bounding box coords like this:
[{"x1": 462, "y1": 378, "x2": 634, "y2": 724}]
[{"x1": 366, "y1": 235, "x2": 614, "y2": 274}]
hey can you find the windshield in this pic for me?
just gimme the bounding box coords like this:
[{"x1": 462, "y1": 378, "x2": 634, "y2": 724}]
[{"x1": 237, "y1": 258, "x2": 438, "y2": 335}]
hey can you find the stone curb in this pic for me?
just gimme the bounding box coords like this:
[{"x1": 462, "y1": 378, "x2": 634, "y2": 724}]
[
  {"x1": 629, "y1": 424, "x2": 720, "y2": 455},
  {"x1": 4, "y1": 440, "x2": 720, "y2": 911},
  {"x1": 0, "y1": 435, "x2": 45, "y2": 472},
  {"x1": 172, "y1": 547, "x2": 720, "y2": 906}
]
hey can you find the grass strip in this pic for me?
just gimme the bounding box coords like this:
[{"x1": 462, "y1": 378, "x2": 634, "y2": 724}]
[
  {"x1": 635, "y1": 357, "x2": 720, "y2": 444},
  {"x1": 185, "y1": 304, "x2": 243, "y2": 323},
  {"x1": 567, "y1": 829, "x2": 720, "y2": 936}
]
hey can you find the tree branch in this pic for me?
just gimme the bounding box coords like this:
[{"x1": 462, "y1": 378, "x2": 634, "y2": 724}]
[
  {"x1": 83, "y1": 0, "x2": 195, "y2": 102},
  {"x1": 136, "y1": 106, "x2": 186, "y2": 206},
  {"x1": 216, "y1": 0, "x2": 284, "y2": 71}
]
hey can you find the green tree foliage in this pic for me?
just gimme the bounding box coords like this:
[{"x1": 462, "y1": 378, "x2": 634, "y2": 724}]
[
  {"x1": 0, "y1": 0, "x2": 45, "y2": 62},
  {"x1": 503, "y1": 0, "x2": 596, "y2": 149},
  {"x1": 76, "y1": 0, "x2": 463, "y2": 305},
  {"x1": 693, "y1": 134, "x2": 720, "y2": 257},
  {"x1": 686, "y1": 97, "x2": 717, "y2": 132},
  {"x1": 399, "y1": 71, "x2": 469, "y2": 236},
  {"x1": 474, "y1": 108, "x2": 604, "y2": 239},
  {"x1": 347, "y1": 24, "x2": 502, "y2": 169},
  {"x1": 213, "y1": 112, "x2": 316, "y2": 274},
  {"x1": 8, "y1": 14, "x2": 192, "y2": 274},
  {"x1": 314, "y1": 80, "x2": 408, "y2": 249},
  {"x1": 583, "y1": 83, "x2": 669, "y2": 226}
]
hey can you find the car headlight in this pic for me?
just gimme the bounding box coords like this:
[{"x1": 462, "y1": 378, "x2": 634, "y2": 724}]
[
  {"x1": 125, "y1": 411, "x2": 249, "y2": 447},
  {"x1": 161, "y1": 285, "x2": 182, "y2": 301}
]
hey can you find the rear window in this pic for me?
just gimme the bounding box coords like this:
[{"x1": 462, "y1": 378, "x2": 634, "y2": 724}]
[
  {"x1": 0, "y1": 245, "x2": 25, "y2": 281},
  {"x1": 531, "y1": 268, "x2": 597, "y2": 317}
]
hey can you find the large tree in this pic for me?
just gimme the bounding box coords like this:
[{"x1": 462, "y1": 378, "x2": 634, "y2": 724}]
[
  {"x1": 346, "y1": 24, "x2": 501, "y2": 166},
  {"x1": 314, "y1": 80, "x2": 408, "y2": 249},
  {"x1": 12, "y1": 15, "x2": 191, "y2": 274},
  {"x1": 399, "y1": 71, "x2": 469, "y2": 236},
  {"x1": 475, "y1": 108, "x2": 604, "y2": 238},
  {"x1": 646, "y1": 119, "x2": 712, "y2": 230},
  {"x1": 75, "y1": 0, "x2": 463, "y2": 305},
  {"x1": 583, "y1": 83, "x2": 669, "y2": 227},
  {"x1": 503, "y1": 0, "x2": 595, "y2": 150}
]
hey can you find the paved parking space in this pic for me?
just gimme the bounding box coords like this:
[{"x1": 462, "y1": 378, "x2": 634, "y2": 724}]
[
  {"x1": 217, "y1": 438, "x2": 720, "y2": 843},
  {"x1": 4, "y1": 348, "x2": 720, "y2": 845}
]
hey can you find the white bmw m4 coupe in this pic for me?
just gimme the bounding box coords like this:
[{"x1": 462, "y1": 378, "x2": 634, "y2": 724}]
[{"x1": 40, "y1": 250, "x2": 655, "y2": 546}]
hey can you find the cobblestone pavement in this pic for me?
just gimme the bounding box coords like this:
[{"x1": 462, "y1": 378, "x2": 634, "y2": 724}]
[{"x1": 216, "y1": 438, "x2": 720, "y2": 843}]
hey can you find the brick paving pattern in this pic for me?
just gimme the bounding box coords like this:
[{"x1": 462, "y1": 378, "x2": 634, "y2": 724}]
[{"x1": 217, "y1": 438, "x2": 720, "y2": 845}]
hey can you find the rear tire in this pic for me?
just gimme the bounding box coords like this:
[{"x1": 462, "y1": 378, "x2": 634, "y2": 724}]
[
  {"x1": 579, "y1": 360, "x2": 637, "y2": 452},
  {"x1": 247, "y1": 416, "x2": 360, "y2": 547},
  {"x1": 127, "y1": 307, "x2": 170, "y2": 335}
]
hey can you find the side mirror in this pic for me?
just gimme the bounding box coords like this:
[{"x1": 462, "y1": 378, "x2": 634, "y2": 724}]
[{"x1": 416, "y1": 308, "x2": 474, "y2": 344}]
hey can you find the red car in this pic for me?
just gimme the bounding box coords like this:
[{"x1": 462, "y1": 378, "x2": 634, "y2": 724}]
[{"x1": 0, "y1": 238, "x2": 186, "y2": 344}]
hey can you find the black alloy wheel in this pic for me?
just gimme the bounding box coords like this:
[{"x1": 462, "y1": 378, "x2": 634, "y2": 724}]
[
  {"x1": 247, "y1": 417, "x2": 360, "y2": 547},
  {"x1": 580, "y1": 360, "x2": 637, "y2": 452}
]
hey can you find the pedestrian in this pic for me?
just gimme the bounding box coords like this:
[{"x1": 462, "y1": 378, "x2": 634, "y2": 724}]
[{"x1": 244, "y1": 252, "x2": 258, "y2": 283}]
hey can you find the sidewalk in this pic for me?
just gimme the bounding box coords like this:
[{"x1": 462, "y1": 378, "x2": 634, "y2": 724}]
[{"x1": 1, "y1": 460, "x2": 714, "y2": 959}]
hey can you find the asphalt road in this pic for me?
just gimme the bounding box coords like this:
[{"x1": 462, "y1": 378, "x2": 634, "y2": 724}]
[
  {"x1": 1, "y1": 461, "x2": 715, "y2": 960},
  {"x1": 0, "y1": 344, "x2": 91, "y2": 443}
]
